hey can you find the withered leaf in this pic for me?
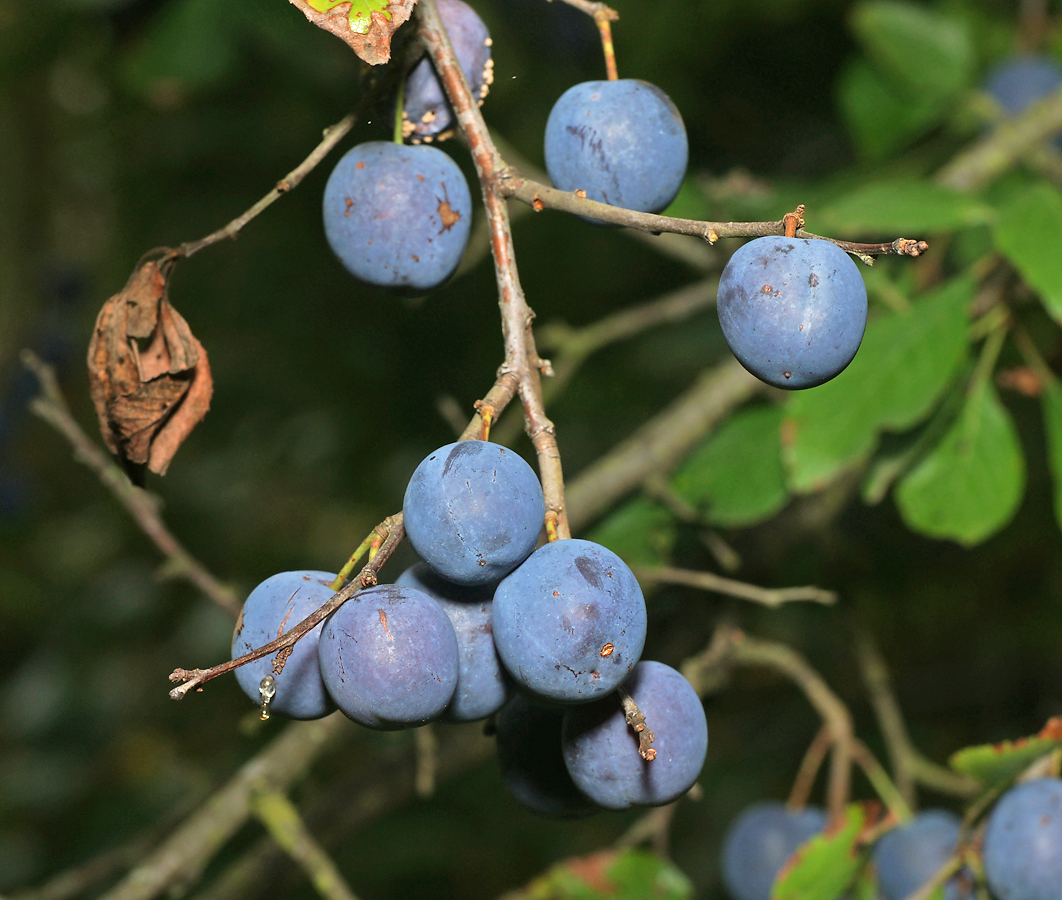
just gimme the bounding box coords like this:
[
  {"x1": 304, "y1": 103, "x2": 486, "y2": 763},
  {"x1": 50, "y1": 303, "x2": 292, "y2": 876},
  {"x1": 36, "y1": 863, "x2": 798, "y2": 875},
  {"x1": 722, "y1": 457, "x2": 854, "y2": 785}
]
[
  {"x1": 87, "y1": 259, "x2": 213, "y2": 478},
  {"x1": 288, "y1": 0, "x2": 417, "y2": 66}
]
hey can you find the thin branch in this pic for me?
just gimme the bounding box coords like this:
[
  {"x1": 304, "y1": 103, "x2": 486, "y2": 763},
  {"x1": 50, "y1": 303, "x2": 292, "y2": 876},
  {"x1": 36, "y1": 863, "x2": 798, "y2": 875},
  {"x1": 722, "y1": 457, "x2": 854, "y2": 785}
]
[
  {"x1": 787, "y1": 725, "x2": 832, "y2": 811},
  {"x1": 168, "y1": 514, "x2": 405, "y2": 700},
  {"x1": 856, "y1": 634, "x2": 917, "y2": 808},
  {"x1": 98, "y1": 715, "x2": 352, "y2": 900},
  {"x1": 419, "y1": 0, "x2": 571, "y2": 539},
  {"x1": 565, "y1": 359, "x2": 763, "y2": 532},
  {"x1": 938, "y1": 86, "x2": 1062, "y2": 191},
  {"x1": 495, "y1": 171, "x2": 928, "y2": 264},
  {"x1": 851, "y1": 739, "x2": 913, "y2": 822},
  {"x1": 548, "y1": 0, "x2": 619, "y2": 21},
  {"x1": 21, "y1": 350, "x2": 241, "y2": 618},
  {"x1": 250, "y1": 791, "x2": 360, "y2": 900},
  {"x1": 636, "y1": 566, "x2": 837, "y2": 608}
]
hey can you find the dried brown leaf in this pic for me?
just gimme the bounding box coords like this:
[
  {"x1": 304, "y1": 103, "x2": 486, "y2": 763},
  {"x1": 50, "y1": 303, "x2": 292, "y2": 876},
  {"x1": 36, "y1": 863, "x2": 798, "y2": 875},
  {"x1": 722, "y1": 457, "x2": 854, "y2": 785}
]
[
  {"x1": 287, "y1": 0, "x2": 417, "y2": 66},
  {"x1": 85, "y1": 259, "x2": 212, "y2": 476}
]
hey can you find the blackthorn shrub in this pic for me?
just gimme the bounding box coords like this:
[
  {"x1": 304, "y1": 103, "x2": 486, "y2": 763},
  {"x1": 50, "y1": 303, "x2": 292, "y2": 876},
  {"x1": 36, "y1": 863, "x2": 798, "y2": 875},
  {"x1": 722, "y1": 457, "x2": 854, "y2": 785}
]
[
  {"x1": 543, "y1": 79, "x2": 688, "y2": 215},
  {"x1": 491, "y1": 538, "x2": 647, "y2": 703},
  {"x1": 403, "y1": 440, "x2": 545, "y2": 585},
  {"x1": 317, "y1": 583, "x2": 459, "y2": 729},
  {"x1": 322, "y1": 141, "x2": 472, "y2": 291},
  {"x1": 561, "y1": 660, "x2": 707, "y2": 810},
  {"x1": 231, "y1": 570, "x2": 338, "y2": 720},
  {"x1": 716, "y1": 236, "x2": 868, "y2": 389}
]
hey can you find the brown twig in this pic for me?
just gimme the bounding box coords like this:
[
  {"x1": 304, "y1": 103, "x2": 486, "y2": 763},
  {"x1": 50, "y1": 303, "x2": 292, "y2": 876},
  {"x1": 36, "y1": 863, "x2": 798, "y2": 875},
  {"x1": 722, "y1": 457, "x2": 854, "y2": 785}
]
[
  {"x1": 787, "y1": 725, "x2": 832, "y2": 810},
  {"x1": 617, "y1": 685, "x2": 656, "y2": 761},
  {"x1": 21, "y1": 350, "x2": 241, "y2": 618},
  {"x1": 595, "y1": 14, "x2": 618, "y2": 81},
  {"x1": 168, "y1": 514, "x2": 405, "y2": 700},
  {"x1": 496, "y1": 175, "x2": 928, "y2": 264},
  {"x1": 419, "y1": 0, "x2": 571, "y2": 539},
  {"x1": 636, "y1": 566, "x2": 837, "y2": 608}
]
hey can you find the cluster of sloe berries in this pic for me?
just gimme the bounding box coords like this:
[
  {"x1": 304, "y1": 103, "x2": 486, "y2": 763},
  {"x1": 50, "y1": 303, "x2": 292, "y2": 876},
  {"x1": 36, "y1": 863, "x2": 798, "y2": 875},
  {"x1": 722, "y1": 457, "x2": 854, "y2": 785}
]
[
  {"x1": 719, "y1": 775, "x2": 1062, "y2": 900},
  {"x1": 232, "y1": 439, "x2": 708, "y2": 815}
]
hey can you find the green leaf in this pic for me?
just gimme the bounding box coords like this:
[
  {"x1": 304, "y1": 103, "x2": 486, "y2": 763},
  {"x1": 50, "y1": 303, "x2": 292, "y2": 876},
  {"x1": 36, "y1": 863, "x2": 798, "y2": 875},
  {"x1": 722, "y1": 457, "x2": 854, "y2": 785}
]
[
  {"x1": 511, "y1": 849, "x2": 693, "y2": 900},
  {"x1": 849, "y1": 1, "x2": 975, "y2": 102},
  {"x1": 836, "y1": 60, "x2": 947, "y2": 162},
  {"x1": 771, "y1": 804, "x2": 867, "y2": 900},
  {"x1": 306, "y1": 0, "x2": 392, "y2": 35},
  {"x1": 1041, "y1": 379, "x2": 1062, "y2": 530},
  {"x1": 784, "y1": 277, "x2": 973, "y2": 493},
  {"x1": 122, "y1": 0, "x2": 239, "y2": 100},
  {"x1": 895, "y1": 381, "x2": 1025, "y2": 545},
  {"x1": 949, "y1": 718, "x2": 1062, "y2": 789},
  {"x1": 816, "y1": 180, "x2": 991, "y2": 236},
  {"x1": 993, "y1": 182, "x2": 1062, "y2": 322},
  {"x1": 586, "y1": 497, "x2": 676, "y2": 568},
  {"x1": 671, "y1": 405, "x2": 788, "y2": 527}
]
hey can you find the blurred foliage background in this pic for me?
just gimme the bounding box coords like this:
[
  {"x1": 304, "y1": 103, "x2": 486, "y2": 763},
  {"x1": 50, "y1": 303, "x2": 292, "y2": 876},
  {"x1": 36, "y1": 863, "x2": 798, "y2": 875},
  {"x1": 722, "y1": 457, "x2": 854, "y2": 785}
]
[{"x1": 2, "y1": 0, "x2": 1062, "y2": 896}]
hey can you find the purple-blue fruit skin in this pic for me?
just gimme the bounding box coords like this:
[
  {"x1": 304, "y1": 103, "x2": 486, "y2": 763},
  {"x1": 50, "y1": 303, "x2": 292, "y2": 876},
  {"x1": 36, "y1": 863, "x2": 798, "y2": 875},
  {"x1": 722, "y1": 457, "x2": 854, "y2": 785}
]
[
  {"x1": 985, "y1": 56, "x2": 1062, "y2": 116},
  {"x1": 544, "y1": 79, "x2": 688, "y2": 214},
  {"x1": 395, "y1": 563, "x2": 510, "y2": 721},
  {"x1": 720, "y1": 802, "x2": 826, "y2": 900},
  {"x1": 494, "y1": 694, "x2": 597, "y2": 819},
  {"x1": 983, "y1": 777, "x2": 1062, "y2": 900},
  {"x1": 232, "y1": 570, "x2": 337, "y2": 720},
  {"x1": 717, "y1": 236, "x2": 868, "y2": 389},
  {"x1": 403, "y1": 441, "x2": 544, "y2": 586},
  {"x1": 322, "y1": 142, "x2": 472, "y2": 291},
  {"x1": 561, "y1": 661, "x2": 707, "y2": 810},
  {"x1": 873, "y1": 809, "x2": 970, "y2": 900},
  {"x1": 404, "y1": 0, "x2": 491, "y2": 140},
  {"x1": 491, "y1": 538, "x2": 647, "y2": 703},
  {"x1": 317, "y1": 584, "x2": 458, "y2": 730}
]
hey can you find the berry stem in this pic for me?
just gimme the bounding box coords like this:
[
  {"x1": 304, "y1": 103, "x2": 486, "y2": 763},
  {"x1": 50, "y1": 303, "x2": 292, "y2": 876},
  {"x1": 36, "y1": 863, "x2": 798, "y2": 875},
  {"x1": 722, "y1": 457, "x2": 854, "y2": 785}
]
[
  {"x1": 787, "y1": 725, "x2": 832, "y2": 810},
  {"x1": 617, "y1": 686, "x2": 657, "y2": 761},
  {"x1": 595, "y1": 14, "x2": 618, "y2": 81},
  {"x1": 330, "y1": 526, "x2": 385, "y2": 591},
  {"x1": 393, "y1": 76, "x2": 406, "y2": 145}
]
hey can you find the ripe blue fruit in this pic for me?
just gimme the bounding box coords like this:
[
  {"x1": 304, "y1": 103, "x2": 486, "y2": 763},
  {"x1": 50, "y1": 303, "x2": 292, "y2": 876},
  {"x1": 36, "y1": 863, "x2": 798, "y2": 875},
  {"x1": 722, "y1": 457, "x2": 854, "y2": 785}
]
[
  {"x1": 403, "y1": 0, "x2": 492, "y2": 142},
  {"x1": 494, "y1": 694, "x2": 597, "y2": 818},
  {"x1": 983, "y1": 777, "x2": 1062, "y2": 900},
  {"x1": 543, "y1": 79, "x2": 688, "y2": 215},
  {"x1": 491, "y1": 538, "x2": 647, "y2": 704},
  {"x1": 561, "y1": 661, "x2": 706, "y2": 810},
  {"x1": 232, "y1": 570, "x2": 338, "y2": 720},
  {"x1": 717, "y1": 236, "x2": 868, "y2": 389},
  {"x1": 322, "y1": 141, "x2": 472, "y2": 292},
  {"x1": 403, "y1": 440, "x2": 545, "y2": 586},
  {"x1": 317, "y1": 583, "x2": 459, "y2": 729},
  {"x1": 720, "y1": 802, "x2": 826, "y2": 900},
  {"x1": 873, "y1": 810, "x2": 971, "y2": 900},
  {"x1": 395, "y1": 562, "x2": 510, "y2": 721},
  {"x1": 984, "y1": 56, "x2": 1062, "y2": 117}
]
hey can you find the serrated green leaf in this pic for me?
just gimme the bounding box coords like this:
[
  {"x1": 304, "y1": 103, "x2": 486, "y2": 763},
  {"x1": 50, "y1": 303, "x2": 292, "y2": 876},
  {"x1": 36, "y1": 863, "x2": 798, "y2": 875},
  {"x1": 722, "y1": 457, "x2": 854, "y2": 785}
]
[
  {"x1": 850, "y1": 1, "x2": 975, "y2": 101},
  {"x1": 993, "y1": 182, "x2": 1062, "y2": 322},
  {"x1": 586, "y1": 497, "x2": 676, "y2": 568},
  {"x1": 122, "y1": 0, "x2": 239, "y2": 99},
  {"x1": 837, "y1": 60, "x2": 944, "y2": 161},
  {"x1": 307, "y1": 0, "x2": 392, "y2": 34},
  {"x1": 771, "y1": 804, "x2": 866, "y2": 900},
  {"x1": 671, "y1": 405, "x2": 788, "y2": 527},
  {"x1": 784, "y1": 277, "x2": 972, "y2": 493},
  {"x1": 1042, "y1": 379, "x2": 1062, "y2": 530},
  {"x1": 513, "y1": 849, "x2": 693, "y2": 900},
  {"x1": 949, "y1": 719, "x2": 1062, "y2": 788},
  {"x1": 895, "y1": 381, "x2": 1025, "y2": 545},
  {"x1": 816, "y1": 180, "x2": 991, "y2": 236}
]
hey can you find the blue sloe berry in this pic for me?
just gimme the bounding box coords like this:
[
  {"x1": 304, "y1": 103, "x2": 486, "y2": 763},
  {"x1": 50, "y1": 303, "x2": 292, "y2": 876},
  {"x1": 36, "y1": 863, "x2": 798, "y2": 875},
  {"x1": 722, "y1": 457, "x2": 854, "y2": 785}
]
[
  {"x1": 983, "y1": 777, "x2": 1062, "y2": 900},
  {"x1": 720, "y1": 802, "x2": 826, "y2": 900},
  {"x1": 873, "y1": 809, "x2": 971, "y2": 900},
  {"x1": 322, "y1": 141, "x2": 472, "y2": 292},
  {"x1": 403, "y1": 440, "x2": 545, "y2": 586},
  {"x1": 717, "y1": 236, "x2": 868, "y2": 389}
]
